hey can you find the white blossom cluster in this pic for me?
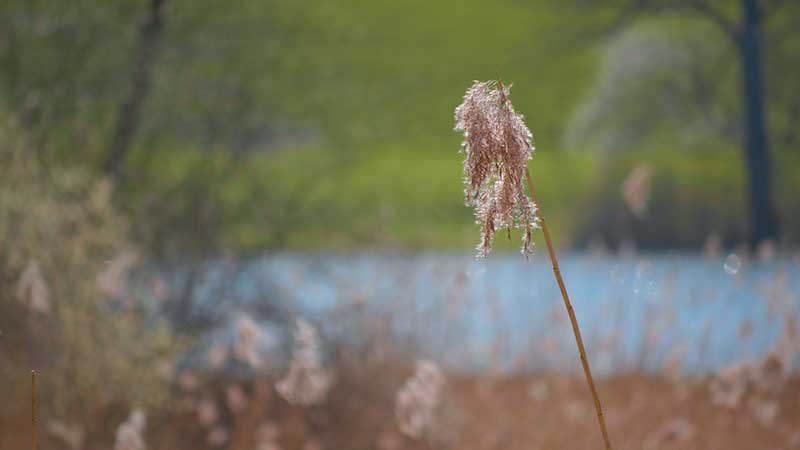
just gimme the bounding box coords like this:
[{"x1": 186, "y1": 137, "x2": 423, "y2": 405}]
[
  {"x1": 276, "y1": 319, "x2": 333, "y2": 406},
  {"x1": 114, "y1": 409, "x2": 147, "y2": 450},
  {"x1": 395, "y1": 359, "x2": 445, "y2": 438}
]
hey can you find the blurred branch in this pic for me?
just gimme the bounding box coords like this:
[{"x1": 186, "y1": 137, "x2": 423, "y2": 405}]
[
  {"x1": 762, "y1": 0, "x2": 789, "y2": 20},
  {"x1": 594, "y1": 0, "x2": 741, "y2": 43},
  {"x1": 780, "y1": 101, "x2": 800, "y2": 148},
  {"x1": 681, "y1": 0, "x2": 741, "y2": 42},
  {"x1": 764, "y1": 1, "x2": 800, "y2": 42},
  {"x1": 572, "y1": 0, "x2": 648, "y2": 41},
  {"x1": 105, "y1": 0, "x2": 168, "y2": 186}
]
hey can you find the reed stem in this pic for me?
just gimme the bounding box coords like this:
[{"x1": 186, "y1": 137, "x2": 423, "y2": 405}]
[
  {"x1": 32, "y1": 369, "x2": 37, "y2": 450},
  {"x1": 525, "y1": 168, "x2": 612, "y2": 450}
]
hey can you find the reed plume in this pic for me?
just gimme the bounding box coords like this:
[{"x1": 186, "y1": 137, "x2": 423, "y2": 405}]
[
  {"x1": 114, "y1": 409, "x2": 147, "y2": 450},
  {"x1": 454, "y1": 80, "x2": 538, "y2": 258},
  {"x1": 276, "y1": 319, "x2": 333, "y2": 406},
  {"x1": 395, "y1": 359, "x2": 445, "y2": 438},
  {"x1": 455, "y1": 80, "x2": 613, "y2": 450}
]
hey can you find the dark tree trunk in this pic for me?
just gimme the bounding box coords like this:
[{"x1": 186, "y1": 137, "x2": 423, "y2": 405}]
[
  {"x1": 738, "y1": 0, "x2": 778, "y2": 246},
  {"x1": 105, "y1": 0, "x2": 168, "y2": 185}
]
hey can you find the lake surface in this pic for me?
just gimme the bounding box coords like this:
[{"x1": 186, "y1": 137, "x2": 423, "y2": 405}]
[{"x1": 170, "y1": 251, "x2": 800, "y2": 375}]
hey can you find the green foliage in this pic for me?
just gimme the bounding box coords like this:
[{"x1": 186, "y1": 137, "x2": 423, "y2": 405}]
[
  {"x1": 0, "y1": 118, "x2": 180, "y2": 417},
  {"x1": 1, "y1": 1, "x2": 798, "y2": 252},
  {"x1": 565, "y1": 14, "x2": 800, "y2": 158},
  {"x1": 128, "y1": 139, "x2": 597, "y2": 251},
  {"x1": 565, "y1": 20, "x2": 740, "y2": 152},
  {"x1": 0, "y1": 0, "x2": 140, "y2": 160},
  {"x1": 1, "y1": 0, "x2": 597, "y2": 150},
  {"x1": 572, "y1": 150, "x2": 800, "y2": 248},
  {"x1": 84, "y1": 0, "x2": 600, "y2": 255}
]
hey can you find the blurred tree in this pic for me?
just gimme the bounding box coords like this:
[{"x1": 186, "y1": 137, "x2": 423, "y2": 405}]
[
  {"x1": 0, "y1": 117, "x2": 179, "y2": 420},
  {"x1": 105, "y1": 0, "x2": 168, "y2": 184},
  {"x1": 565, "y1": 24, "x2": 738, "y2": 151},
  {"x1": 0, "y1": 0, "x2": 139, "y2": 158},
  {"x1": 572, "y1": 0, "x2": 797, "y2": 247},
  {"x1": 0, "y1": 0, "x2": 334, "y2": 161},
  {"x1": 0, "y1": 0, "x2": 342, "y2": 255},
  {"x1": 734, "y1": 0, "x2": 779, "y2": 246}
]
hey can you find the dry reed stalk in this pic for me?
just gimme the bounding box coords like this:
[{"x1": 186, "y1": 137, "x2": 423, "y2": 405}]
[
  {"x1": 455, "y1": 80, "x2": 612, "y2": 450},
  {"x1": 32, "y1": 370, "x2": 37, "y2": 450},
  {"x1": 525, "y1": 169, "x2": 612, "y2": 450},
  {"x1": 229, "y1": 379, "x2": 271, "y2": 450}
]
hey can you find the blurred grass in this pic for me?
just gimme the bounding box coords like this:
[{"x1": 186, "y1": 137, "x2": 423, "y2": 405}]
[
  {"x1": 243, "y1": 140, "x2": 599, "y2": 251},
  {"x1": 222, "y1": 140, "x2": 799, "y2": 251},
  {"x1": 100, "y1": 0, "x2": 607, "y2": 254}
]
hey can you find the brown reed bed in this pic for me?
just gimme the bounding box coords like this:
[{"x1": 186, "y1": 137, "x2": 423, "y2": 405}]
[{"x1": 3, "y1": 370, "x2": 799, "y2": 450}]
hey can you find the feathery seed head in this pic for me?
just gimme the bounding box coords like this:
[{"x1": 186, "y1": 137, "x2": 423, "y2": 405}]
[
  {"x1": 114, "y1": 409, "x2": 146, "y2": 450},
  {"x1": 17, "y1": 261, "x2": 51, "y2": 315},
  {"x1": 455, "y1": 80, "x2": 538, "y2": 258},
  {"x1": 276, "y1": 319, "x2": 333, "y2": 406},
  {"x1": 395, "y1": 359, "x2": 445, "y2": 438}
]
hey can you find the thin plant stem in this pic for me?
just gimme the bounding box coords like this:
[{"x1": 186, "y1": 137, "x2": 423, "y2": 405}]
[
  {"x1": 525, "y1": 167, "x2": 613, "y2": 450},
  {"x1": 32, "y1": 369, "x2": 37, "y2": 450}
]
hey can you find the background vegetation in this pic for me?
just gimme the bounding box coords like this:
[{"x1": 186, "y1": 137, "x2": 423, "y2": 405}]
[
  {"x1": 2, "y1": 1, "x2": 800, "y2": 449},
  {"x1": 4, "y1": 0, "x2": 797, "y2": 257}
]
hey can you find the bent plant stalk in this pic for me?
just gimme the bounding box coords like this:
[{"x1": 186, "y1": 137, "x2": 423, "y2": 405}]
[
  {"x1": 525, "y1": 168, "x2": 612, "y2": 450},
  {"x1": 455, "y1": 80, "x2": 612, "y2": 450}
]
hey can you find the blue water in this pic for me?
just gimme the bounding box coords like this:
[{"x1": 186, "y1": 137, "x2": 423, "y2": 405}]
[{"x1": 165, "y1": 252, "x2": 800, "y2": 375}]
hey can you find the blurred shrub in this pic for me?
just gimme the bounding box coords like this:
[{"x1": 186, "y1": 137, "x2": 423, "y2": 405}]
[
  {"x1": 0, "y1": 117, "x2": 179, "y2": 420},
  {"x1": 120, "y1": 144, "x2": 347, "y2": 257},
  {"x1": 572, "y1": 151, "x2": 800, "y2": 249}
]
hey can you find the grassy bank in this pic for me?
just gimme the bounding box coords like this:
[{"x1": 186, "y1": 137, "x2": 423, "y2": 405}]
[{"x1": 127, "y1": 138, "x2": 800, "y2": 253}]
